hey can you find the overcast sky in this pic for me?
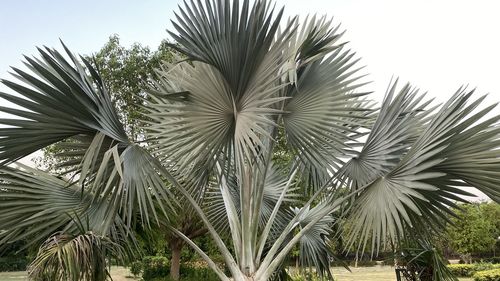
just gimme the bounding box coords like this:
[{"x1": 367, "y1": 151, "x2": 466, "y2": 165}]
[{"x1": 0, "y1": 0, "x2": 498, "y2": 200}]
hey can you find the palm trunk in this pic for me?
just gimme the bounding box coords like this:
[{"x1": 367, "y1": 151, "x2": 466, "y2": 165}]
[{"x1": 170, "y1": 240, "x2": 183, "y2": 281}]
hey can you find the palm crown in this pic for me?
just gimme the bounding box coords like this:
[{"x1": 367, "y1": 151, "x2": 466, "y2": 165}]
[{"x1": 0, "y1": 1, "x2": 499, "y2": 281}]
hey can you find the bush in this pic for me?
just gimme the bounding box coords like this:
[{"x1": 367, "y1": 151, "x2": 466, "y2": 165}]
[
  {"x1": 448, "y1": 264, "x2": 476, "y2": 277},
  {"x1": 473, "y1": 268, "x2": 500, "y2": 281},
  {"x1": 140, "y1": 257, "x2": 221, "y2": 281},
  {"x1": 330, "y1": 259, "x2": 378, "y2": 267},
  {"x1": 179, "y1": 264, "x2": 219, "y2": 280},
  {"x1": 351, "y1": 260, "x2": 378, "y2": 267},
  {"x1": 0, "y1": 257, "x2": 29, "y2": 272},
  {"x1": 129, "y1": 261, "x2": 143, "y2": 278},
  {"x1": 475, "y1": 263, "x2": 500, "y2": 272},
  {"x1": 448, "y1": 263, "x2": 500, "y2": 278},
  {"x1": 142, "y1": 256, "x2": 170, "y2": 280},
  {"x1": 288, "y1": 271, "x2": 323, "y2": 281},
  {"x1": 479, "y1": 257, "x2": 500, "y2": 265}
]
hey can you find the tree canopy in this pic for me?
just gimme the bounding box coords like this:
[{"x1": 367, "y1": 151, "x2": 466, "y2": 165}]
[{"x1": 447, "y1": 203, "x2": 499, "y2": 260}]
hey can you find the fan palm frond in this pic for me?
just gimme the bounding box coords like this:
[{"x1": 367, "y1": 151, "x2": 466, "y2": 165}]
[
  {"x1": 347, "y1": 86, "x2": 500, "y2": 254},
  {"x1": 0, "y1": 43, "x2": 175, "y2": 227},
  {"x1": 282, "y1": 39, "x2": 372, "y2": 190},
  {"x1": 0, "y1": 43, "x2": 127, "y2": 166},
  {"x1": 168, "y1": 0, "x2": 292, "y2": 96},
  {"x1": 339, "y1": 80, "x2": 434, "y2": 190},
  {"x1": 0, "y1": 164, "x2": 136, "y2": 253}
]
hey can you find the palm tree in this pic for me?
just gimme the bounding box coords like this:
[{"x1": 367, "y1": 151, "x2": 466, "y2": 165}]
[{"x1": 1, "y1": 1, "x2": 499, "y2": 280}]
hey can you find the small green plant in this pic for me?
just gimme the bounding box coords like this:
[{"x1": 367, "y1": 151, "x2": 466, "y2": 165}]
[
  {"x1": 135, "y1": 256, "x2": 224, "y2": 281},
  {"x1": 129, "y1": 261, "x2": 143, "y2": 278},
  {"x1": 142, "y1": 256, "x2": 170, "y2": 280},
  {"x1": 473, "y1": 268, "x2": 500, "y2": 281},
  {"x1": 180, "y1": 264, "x2": 219, "y2": 279},
  {"x1": 287, "y1": 271, "x2": 322, "y2": 281}
]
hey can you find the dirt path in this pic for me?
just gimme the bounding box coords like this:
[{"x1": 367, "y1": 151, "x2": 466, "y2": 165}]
[{"x1": 110, "y1": 267, "x2": 138, "y2": 281}]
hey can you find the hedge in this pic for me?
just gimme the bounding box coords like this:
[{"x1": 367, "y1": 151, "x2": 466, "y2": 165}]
[
  {"x1": 0, "y1": 257, "x2": 29, "y2": 272},
  {"x1": 448, "y1": 263, "x2": 500, "y2": 278},
  {"x1": 448, "y1": 264, "x2": 477, "y2": 277},
  {"x1": 471, "y1": 257, "x2": 500, "y2": 264},
  {"x1": 142, "y1": 256, "x2": 170, "y2": 280},
  {"x1": 132, "y1": 256, "x2": 221, "y2": 281},
  {"x1": 473, "y1": 268, "x2": 500, "y2": 281}
]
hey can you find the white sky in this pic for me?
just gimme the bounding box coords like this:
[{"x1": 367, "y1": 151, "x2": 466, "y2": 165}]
[
  {"x1": 280, "y1": 0, "x2": 500, "y2": 104},
  {"x1": 1, "y1": 0, "x2": 499, "y2": 200}
]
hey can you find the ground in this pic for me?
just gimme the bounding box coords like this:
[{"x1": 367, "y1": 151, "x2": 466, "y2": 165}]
[
  {"x1": 0, "y1": 267, "x2": 137, "y2": 281},
  {"x1": 330, "y1": 266, "x2": 473, "y2": 281},
  {"x1": 0, "y1": 266, "x2": 473, "y2": 281}
]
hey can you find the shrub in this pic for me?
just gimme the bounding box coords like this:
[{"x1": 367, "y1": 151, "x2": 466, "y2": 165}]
[
  {"x1": 330, "y1": 259, "x2": 378, "y2": 267},
  {"x1": 475, "y1": 263, "x2": 500, "y2": 272},
  {"x1": 448, "y1": 263, "x2": 500, "y2": 278},
  {"x1": 448, "y1": 264, "x2": 477, "y2": 277},
  {"x1": 480, "y1": 257, "x2": 500, "y2": 265},
  {"x1": 351, "y1": 260, "x2": 378, "y2": 267},
  {"x1": 288, "y1": 271, "x2": 322, "y2": 281},
  {"x1": 179, "y1": 264, "x2": 219, "y2": 280},
  {"x1": 473, "y1": 268, "x2": 500, "y2": 281},
  {"x1": 140, "y1": 257, "x2": 221, "y2": 281},
  {"x1": 129, "y1": 261, "x2": 143, "y2": 278},
  {"x1": 0, "y1": 257, "x2": 29, "y2": 272},
  {"x1": 142, "y1": 256, "x2": 170, "y2": 280}
]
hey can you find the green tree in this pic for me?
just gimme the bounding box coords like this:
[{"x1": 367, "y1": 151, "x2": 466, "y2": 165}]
[
  {"x1": 447, "y1": 203, "x2": 499, "y2": 263},
  {"x1": 1, "y1": 1, "x2": 500, "y2": 281},
  {"x1": 481, "y1": 203, "x2": 500, "y2": 240},
  {"x1": 91, "y1": 34, "x2": 176, "y2": 139}
]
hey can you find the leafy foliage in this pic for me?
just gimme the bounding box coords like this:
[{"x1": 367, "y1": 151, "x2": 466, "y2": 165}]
[
  {"x1": 447, "y1": 264, "x2": 476, "y2": 277},
  {"x1": 142, "y1": 256, "x2": 171, "y2": 280},
  {"x1": 129, "y1": 261, "x2": 143, "y2": 278},
  {"x1": 473, "y1": 268, "x2": 500, "y2": 281},
  {"x1": 448, "y1": 264, "x2": 500, "y2": 278},
  {"x1": 447, "y1": 204, "x2": 498, "y2": 258},
  {"x1": 91, "y1": 35, "x2": 178, "y2": 139}
]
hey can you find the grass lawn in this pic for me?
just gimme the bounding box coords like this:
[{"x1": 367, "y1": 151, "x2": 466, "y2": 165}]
[
  {"x1": 330, "y1": 266, "x2": 473, "y2": 281},
  {"x1": 0, "y1": 266, "x2": 473, "y2": 281},
  {"x1": 0, "y1": 266, "x2": 138, "y2": 281}
]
